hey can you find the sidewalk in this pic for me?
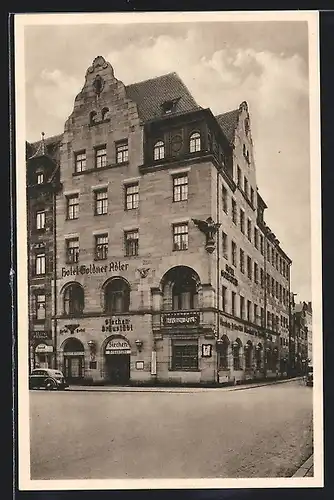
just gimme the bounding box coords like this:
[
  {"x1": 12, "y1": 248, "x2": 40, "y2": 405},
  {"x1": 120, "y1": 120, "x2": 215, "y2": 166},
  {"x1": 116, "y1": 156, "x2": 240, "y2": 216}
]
[
  {"x1": 292, "y1": 454, "x2": 314, "y2": 477},
  {"x1": 67, "y1": 376, "x2": 303, "y2": 394}
]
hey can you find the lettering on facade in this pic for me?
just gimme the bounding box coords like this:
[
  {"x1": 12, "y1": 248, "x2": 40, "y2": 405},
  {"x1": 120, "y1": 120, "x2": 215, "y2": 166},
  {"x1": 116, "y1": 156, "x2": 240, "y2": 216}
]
[
  {"x1": 161, "y1": 311, "x2": 200, "y2": 327},
  {"x1": 31, "y1": 330, "x2": 52, "y2": 340},
  {"x1": 102, "y1": 317, "x2": 133, "y2": 333},
  {"x1": 221, "y1": 269, "x2": 238, "y2": 286},
  {"x1": 59, "y1": 326, "x2": 85, "y2": 335},
  {"x1": 61, "y1": 262, "x2": 129, "y2": 278},
  {"x1": 220, "y1": 317, "x2": 259, "y2": 337},
  {"x1": 105, "y1": 338, "x2": 131, "y2": 355}
]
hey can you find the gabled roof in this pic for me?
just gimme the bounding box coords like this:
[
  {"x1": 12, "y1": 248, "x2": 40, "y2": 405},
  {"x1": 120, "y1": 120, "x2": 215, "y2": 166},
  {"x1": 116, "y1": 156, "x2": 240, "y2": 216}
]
[
  {"x1": 28, "y1": 133, "x2": 63, "y2": 162},
  {"x1": 126, "y1": 72, "x2": 200, "y2": 122},
  {"x1": 215, "y1": 109, "x2": 240, "y2": 144}
]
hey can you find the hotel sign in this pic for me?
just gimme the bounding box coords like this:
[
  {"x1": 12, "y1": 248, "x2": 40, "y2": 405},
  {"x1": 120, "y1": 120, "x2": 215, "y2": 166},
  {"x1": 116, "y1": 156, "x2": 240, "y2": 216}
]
[
  {"x1": 161, "y1": 311, "x2": 200, "y2": 327},
  {"x1": 61, "y1": 261, "x2": 129, "y2": 278}
]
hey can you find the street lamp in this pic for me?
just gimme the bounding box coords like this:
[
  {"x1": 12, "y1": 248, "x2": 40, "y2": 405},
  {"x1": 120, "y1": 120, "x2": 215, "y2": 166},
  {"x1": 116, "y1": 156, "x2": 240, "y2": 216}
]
[{"x1": 135, "y1": 339, "x2": 143, "y2": 352}]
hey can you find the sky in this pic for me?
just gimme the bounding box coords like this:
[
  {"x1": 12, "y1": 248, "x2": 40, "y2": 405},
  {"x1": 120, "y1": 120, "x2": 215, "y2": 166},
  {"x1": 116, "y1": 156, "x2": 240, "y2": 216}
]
[{"x1": 22, "y1": 16, "x2": 314, "y2": 302}]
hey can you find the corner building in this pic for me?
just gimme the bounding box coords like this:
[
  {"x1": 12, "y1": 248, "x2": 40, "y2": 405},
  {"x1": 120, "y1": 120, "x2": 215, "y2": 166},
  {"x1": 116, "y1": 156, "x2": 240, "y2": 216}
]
[{"x1": 42, "y1": 56, "x2": 292, "y2": 385}]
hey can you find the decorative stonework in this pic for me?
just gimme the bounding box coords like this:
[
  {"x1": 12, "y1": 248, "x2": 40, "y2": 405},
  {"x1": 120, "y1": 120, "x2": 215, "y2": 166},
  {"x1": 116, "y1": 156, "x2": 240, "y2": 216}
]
[
  {"x1": 137, "y1": 267, "x2": 150, "y2": 279},
  {"x1": 93, "y1": 74, "x2": 105, "y2": 95},
  {"x1": 87, "y1": 55, "x2": 109, "y2": 74},
  {"x1": 192, "y1": 217, "x2": 221, "y2": 253}
]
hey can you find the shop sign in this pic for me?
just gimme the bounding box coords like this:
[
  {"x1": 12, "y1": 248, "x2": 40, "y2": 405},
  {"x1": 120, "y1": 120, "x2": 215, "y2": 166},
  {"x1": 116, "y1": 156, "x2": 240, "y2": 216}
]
[
  {"x1": 35, "y1": 344, "x2": 53, "y2": 353},
  {"x1": 61, "y1": 261, "x2": 129, "y2": 278},
  {"x1": 102, "y1": 317, "x2": 133, "y2": 333},
  {"x1": 220, "y1": 317, "x2": 260, "y2": 337},
  {"x1": 201, "y1": 344, "x2": 212, "y2": 358},
  {"x1": 31, "y1": 330, "x2": 52, "y2": 340},
  {"x1": 63, "y1": 351, "x2": 85, "y2": 356},
  {"x1": 105, "y1": 338, "x2": 131, "y2": 355},
  {"x1": 161, "y1": 311, "x2": 200, "y2": 327}
]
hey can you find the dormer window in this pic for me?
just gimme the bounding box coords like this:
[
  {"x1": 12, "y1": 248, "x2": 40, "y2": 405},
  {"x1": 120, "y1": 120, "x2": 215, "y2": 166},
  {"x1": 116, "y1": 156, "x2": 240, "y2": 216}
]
[
  {"x1": 161, "y1": 99, "x2": 179, "y2": 114},
  {"x1": 153, "y1": 140, "x2": 165, "y2": 161},
  {"x1": 37, "y1": 172, "x2": 44, "y2": 184}
]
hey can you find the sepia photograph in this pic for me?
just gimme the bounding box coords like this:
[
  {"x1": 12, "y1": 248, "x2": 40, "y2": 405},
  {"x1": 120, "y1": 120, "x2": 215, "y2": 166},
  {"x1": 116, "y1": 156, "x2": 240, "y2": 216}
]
[{"x1": 14, "y1": 11, "x2": 323, "y2": 490}]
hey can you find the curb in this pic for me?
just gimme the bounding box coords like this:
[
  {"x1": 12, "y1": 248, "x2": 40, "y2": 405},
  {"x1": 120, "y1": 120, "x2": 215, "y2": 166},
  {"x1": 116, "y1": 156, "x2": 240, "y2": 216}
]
[
  {"x1": 292, "y1": 454, "x2": 314, "y2": 477},
  {"x1": 66, "y1": 377, "x2": 303, "y2": 394}
]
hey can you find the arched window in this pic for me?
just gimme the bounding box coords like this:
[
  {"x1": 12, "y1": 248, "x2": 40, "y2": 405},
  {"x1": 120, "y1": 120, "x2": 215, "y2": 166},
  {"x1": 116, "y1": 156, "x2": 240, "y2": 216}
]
[
  {"x1": 153, "y1": 140, "x2": 165, "y2": 161},
  {"x1": 104, "y1": 278, "x2": 130, "y2": 314},
  {"x1": 161, "y1": 266, "x2": 200, "y2": 311},
  {"x1": 101, "y1": 107, "x2": 109, "y2": 120},
  {"x1": 63, "y1": 283, "x2": 84, "y2": 316},
  {"x1": 233, "y1": 339, "x2": 242, "y2": 370},
  {"x1": 189, "y1": 132, "x2": 201, "y2": 153},
  {"x1": 245, "y1": 340, "x2": 253, "y2": 369},
  {"x1": 218, "y1": 335, "x2": 230, "y2": 370},
  {"x1": 255, "y1": 343, "x2": 263, "y2": 370}
]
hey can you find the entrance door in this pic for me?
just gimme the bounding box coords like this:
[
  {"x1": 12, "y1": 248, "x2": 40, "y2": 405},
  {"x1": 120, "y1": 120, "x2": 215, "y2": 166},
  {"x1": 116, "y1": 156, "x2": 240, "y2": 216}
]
[
  {"x1": 64, "y1": 356, "x2": 84, "y2": 382},
  {"x1": 105, "y1": 355, "x2": 130, "y2": 385}
]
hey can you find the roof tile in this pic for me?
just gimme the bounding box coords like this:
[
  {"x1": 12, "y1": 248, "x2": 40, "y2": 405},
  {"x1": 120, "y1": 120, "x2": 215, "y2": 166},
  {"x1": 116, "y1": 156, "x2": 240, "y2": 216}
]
[{"x1": 215, "y1": 109, "x2": 240, "y2": 143}]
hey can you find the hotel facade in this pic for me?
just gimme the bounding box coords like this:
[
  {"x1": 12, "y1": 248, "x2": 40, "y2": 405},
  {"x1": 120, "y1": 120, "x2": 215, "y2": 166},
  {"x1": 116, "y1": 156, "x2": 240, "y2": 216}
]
[{"x1": 26, "y1": 56, "x2": 292, "y2": 385}]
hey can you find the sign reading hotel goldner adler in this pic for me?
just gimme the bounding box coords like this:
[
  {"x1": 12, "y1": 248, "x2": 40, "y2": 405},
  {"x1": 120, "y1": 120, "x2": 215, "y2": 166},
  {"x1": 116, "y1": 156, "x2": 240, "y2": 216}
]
[{"x1": 61, "y1": 261, "x2": 129, "y2": 277}]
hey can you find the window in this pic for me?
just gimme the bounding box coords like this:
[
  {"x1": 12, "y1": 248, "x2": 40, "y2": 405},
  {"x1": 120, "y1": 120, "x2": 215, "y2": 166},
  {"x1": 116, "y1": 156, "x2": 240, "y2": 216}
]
[
  {"x1": 254, "y1": 304, "x2": 258, "y2": 325},
  {"x1": 222, "y1": 286, "x2": 227, "y2": 312},
  {"x1": 36, "y1": 210, "x2": 45, "y2": 230},
  {"x1": 231, "y1": 291, "x2": 236, "y2": 316},
  {"x1": 247, "y1": 219, "x2": 252, "y2": 241},
  {"x1": 231, "y1": 241, "x2": 237, "y2": 267},
  {"x1": 266, "y1": 273, "x2": 270, "y2": 294},
  {"x1": 254, "y1": 262, "x2": 259, "y2": 283},
  {"x1": 271, "y1": 277, "x2": 275, "y2": 296},
  {"x1": 254, "y1": 227, "x2": 259, "y2": 249},
  {"x1": 95, "y1": 234, "x2": 108, "y2": 260},
  {"x1": 232, "y1": 199, "x2": 237, "y2": 224},
  {"x1": 37, "y1": 172, "x2": 44, "y2": 184},
  {"x1": 245, "y1": 342, "x2": 252, "y2": 368},
  {"x1": 34, "y1": 293, "x2": 46, "y2": 320},
  {"x1": 173, "y1": 175, "x2": 188, "y2": 202},
  {"x1": 279, "y1": 284, "x2": 283, "y2": 303},
  {"x1": 260, "y1": 234, "x2": 264, "y2": 255},
  {"x1": 35, "y1": 253, "x2": 45, "y2": 275},
  {"x1": 275, "y1": 252, "x2": 279, "y2": 270},
  {"x1": 240, "y1": 295, "x2": 245, "y2": 319},
  {"x1": 272, "y1": 249, "x2": 275, "y2": 267},
  {"x1": 247, "y1": 300, "x2": 251, "y2": 322},
  {"x1": 250, "y1": 187, "x2": 254, "y2": 206},
  {"x1": 218, "y1": 338, "x2": 229, "y2": 370},
  {"x1": 173, "y1": 223, "x2": 188, "y2": 251},
  {"x1": 240, "y1": 209, "x2": 245, "y2": 233},
  {"x1": 125, "y1": 184, "x2": 139, "y2": 210},
  {"x1": 172, "y1": 342, "x2": 198, "y2": 371},
  {"x1": 261, "y1": 308, "x2": 265, "y2": 326},
  {"x1": 233, "y1": 341, "x2": 241, "y2": 370},
  {"x1": 74, "y1": 151, "x2": 86, "y2": 173},
  {"x1": 275, "y1": 281, "x2": 279, "y2": 298},
  {"x1": 247, "y1": 256, "x2": 252, "y2": 280},
  {"x1": 104, "y1": 278, "x2": 130, "y2": 313},
  {"x1": 125, "y1": 230, "x2": 139, "y2": 257},
  {"x1": 222, "y1": 185, "x2": 228, "y2": 213},
  {"x1": 66, "y1": 238, "x2": 79, "y2": 264},
  {"x1": 237, "y1": 165, "x2": 242, "y2": 187},
  {"x1": 189, "y1": 132, "x2": 201, "y2": 153},
  {"x1": 260, "y1": 268, "x2": 264, "y2": 287},
  {"x1": 266, "y1": 242, "x2": 271, "y2": 262},
  {"x1": 95, "y1": 146, "x2": 107, "y2": 169},
  {"x1": 171, "y1": 273, "x2": 198, "y2": 310},
  {"x1": 95, "y1": 189, "x2": 108, "y2": 215},
  {"x1": 240, "y1": 249, "x2": 245, "y2": 273},
  {"x1": 222, "y1": 231, "x2": 228, "y2": 259},
  {"x1": 67, "y1": 194, "x2": 79, "y2": 220},
  {"x1": 244, "y1": 177, "x2": 248, "y2": 197},
  {"x1": 116, "y1": 141, "x2": 129, "y2": 163},
  {"x1": 64, "y1": 283, "x2": 84, "y2": 316},
  {"x1": 279, "y1": 257, "x2": 283, "y2": 274},
  {"x1": 153, "y1": 140, "x2": 165, "y2": 161}
]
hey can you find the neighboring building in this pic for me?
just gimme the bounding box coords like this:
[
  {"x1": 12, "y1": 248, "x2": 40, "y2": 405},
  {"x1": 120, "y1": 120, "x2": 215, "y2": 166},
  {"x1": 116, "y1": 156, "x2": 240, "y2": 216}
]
[
  {"x1": 26, "y1": 56, "x2": 292, "y2": 385},
  {"x1": 293, "y1": 301, "x2": 312, "y2": 374},
  {"x1": 26, "y1": 133, "x2": 62, "y2": 370}
]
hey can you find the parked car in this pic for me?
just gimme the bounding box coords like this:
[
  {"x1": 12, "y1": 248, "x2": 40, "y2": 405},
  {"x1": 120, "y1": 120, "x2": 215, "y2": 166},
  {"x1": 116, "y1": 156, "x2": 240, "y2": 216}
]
[
  {"x1": 29, "y1": 368, "x2": 69, "y2": 390},
  {"x1": 305, "y1": 365, "x2": 313, "y2": 386}
]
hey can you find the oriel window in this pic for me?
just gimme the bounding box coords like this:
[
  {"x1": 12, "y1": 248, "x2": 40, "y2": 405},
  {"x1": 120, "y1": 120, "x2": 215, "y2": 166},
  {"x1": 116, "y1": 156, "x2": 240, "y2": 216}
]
[
  {"x1": 95, "y1": 234, "x2": 108, "y2": 260},
  {"x1": 153, "y1": 140, "x2": 165, "y2": 161},
  {"x1": 116, "y1": 141, "x2": 129, "y2": 164},
  {"x1": 173, "y1": 175, "x2": 188, "y2": 202},
  {"x1": 125, "y1": 183, "x2": 139, "y2": 210},
  {"x1": 125, "y1": 230, "x2": 139, "y2": 257},
  {"x1": 66, "y1": 238, "x2": 79, "y2": 264},
  {"x1": 67, "y1": 194, "x2": 79, "y2": 220},
  {"x1": 173, "y1": 223, "x2": 188, "y2": 251},
  {"x1": 74, "y1": 151, "x2": 86, "y2": 173},
  {"x1": 95, "y1": 189, "x2": 108, "y2": 215},
  {"x1": 189, "y1": 132, "x2": 201, "y2": 153},
  {"x1": 95, "y1": 146, "x2": 107, "y2": 169},
  {"x1": 36, "y1": 210, "x2": 45, "y2": 230}
]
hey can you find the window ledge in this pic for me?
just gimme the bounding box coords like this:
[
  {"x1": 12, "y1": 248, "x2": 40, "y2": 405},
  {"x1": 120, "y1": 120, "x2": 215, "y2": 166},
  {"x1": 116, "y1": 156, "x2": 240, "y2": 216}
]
[{"x1": 73, "y1": 161, "x2": 129, "y2": 176}]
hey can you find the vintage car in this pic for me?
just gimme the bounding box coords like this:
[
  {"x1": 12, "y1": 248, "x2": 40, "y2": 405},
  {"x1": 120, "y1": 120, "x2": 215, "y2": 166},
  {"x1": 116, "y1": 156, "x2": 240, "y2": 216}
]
[
  {"x1": 29, "y1": 368, "x2": 69, "y2": 390},
  {"x1": 305, "y1": 365, "x2": 313, "y2": 387}
]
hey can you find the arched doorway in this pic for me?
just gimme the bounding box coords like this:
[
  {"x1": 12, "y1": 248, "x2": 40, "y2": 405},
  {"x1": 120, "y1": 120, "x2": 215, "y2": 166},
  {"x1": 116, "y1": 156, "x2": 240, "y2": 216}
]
[
  {"x1": 63, "y1": 338, "x2": 85, "y2": 383},
  {"x1": 104, "y1": 336, "x2": 131, "y2": 385}
]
